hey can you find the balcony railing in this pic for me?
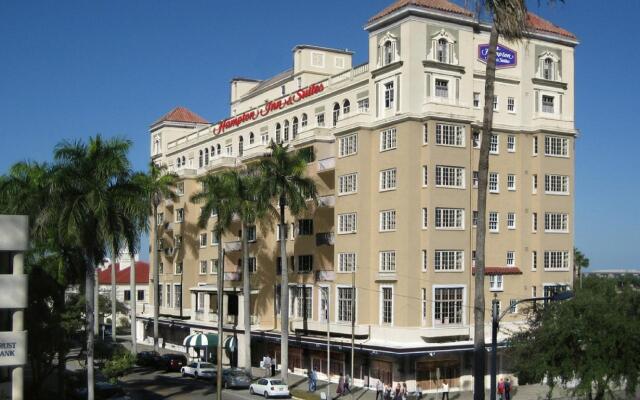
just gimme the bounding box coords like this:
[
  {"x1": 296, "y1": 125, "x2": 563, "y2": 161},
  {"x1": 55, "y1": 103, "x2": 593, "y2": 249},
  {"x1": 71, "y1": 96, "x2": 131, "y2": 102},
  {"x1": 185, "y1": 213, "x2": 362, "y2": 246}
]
[
  {"x1": 224, "y1": 240, "x2": 242, "y2": 252},
  {"x1": 317, "y1": 157, "x2": 336, "y2": 173},
  {"x1": 224, "y1": 272, "x2": 242, "y2": 281},
  {"x1": 315, "y1": 270, "x2": 336, "y2": 282},
  {"x1": 317, "y1": 195, "x2": 335, "y2": 208},
  {"x1": 316, "y1": 232, "x2": 335, "y2": 246}
]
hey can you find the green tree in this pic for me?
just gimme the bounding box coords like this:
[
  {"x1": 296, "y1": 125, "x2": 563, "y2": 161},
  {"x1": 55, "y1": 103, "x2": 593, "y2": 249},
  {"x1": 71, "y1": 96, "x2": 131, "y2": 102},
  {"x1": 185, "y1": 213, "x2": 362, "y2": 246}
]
[
  {"x1": 136, "y1": 162, "x2": 178, "y2": 352},
  {"x1": 508, "y1": 276, "x2": 640, "y2": 400},
  {"x1": 256, "y1": 142, "x2": 317, "y2": 383},
  {"x1": 574, "y1": 247, "x2": 590, "y2": 288},
  {"x1": 191, "y1": 171, "x2": 237, "y2": 396}
]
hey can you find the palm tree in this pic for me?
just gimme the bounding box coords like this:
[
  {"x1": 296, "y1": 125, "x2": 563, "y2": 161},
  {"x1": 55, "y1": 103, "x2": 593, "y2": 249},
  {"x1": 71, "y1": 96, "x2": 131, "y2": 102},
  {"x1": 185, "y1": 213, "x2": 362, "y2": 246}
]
[
  {"x1": 191, "y1": 171, "x2": 236, "y2": 398},
  {"x1": 136, "y1": 162, "x2": 178, "y2": 353},
  {"x1": 223, "y1": 168, "x2": 274, "y2": 375},
  {"x1": 574, "y1": 247, "x2": 589, "y2": 289},
  {"x1": 51, "y1": 135, "x2": 136, "y2": 400},
  {"x1": 256, "y1": 142, "x2": 317, "y2": 383}
]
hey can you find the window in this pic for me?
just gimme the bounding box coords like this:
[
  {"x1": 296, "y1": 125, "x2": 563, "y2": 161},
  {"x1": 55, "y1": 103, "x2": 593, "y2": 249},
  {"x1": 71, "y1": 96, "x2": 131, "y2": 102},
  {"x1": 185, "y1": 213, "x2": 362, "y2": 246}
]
[
  {"x1": 176, "y1": 182, "x2": 184, "y2": 196},
  {"x1": 531, "y1": 251, "x2": 538, "y2": 271},
  {"x1": 381, "y1": 287, "x2": 393, "y2": 325},
  {"x1": 423, "y1": 125, "x2": 429, "y2": 144},
  {"x1": 507, "y1": 212, "x2": 516, "y2": 229},
  {"x1": 137, "y1": 290, "x2": 144, "y2": 301},
  {"x1": 379, "y1": 168, "x2": 397, "y2": 191},
  {"x1": 210, "y1": 259, "x2": 219, "y2": 274},
  {"x1": 124, "y1": 290, "x2": 131, "y2": 301},
  {"x1": 174, "y1": 261, "x2": 183, "y2": 275},
  {"x1": 332, "y1": 103, "x2": 340, "y2": 127},
  {"x1": 357, "y1": 98, "x2": 369, "y2": 113},
  {"x1": 493, "y1": 96, "x2": 499, "y2": 111},
  {"x1": 435, "y1": 165, "x2": 465, "y2": 188},
  {"x1": 199, "y1": 260, "x2": 207, "y2": 275},
  {"x1": 199, "y1": 233, "x2": 207, "y2": 248},
  {"x1": 542, "y1": 57, "x2": 554, "y2": 80},
  {"x1": 343, "y1": 99, "x2": 350, "y2": 115},
  {"x1": 211, "y1": 231, "x2": 219, "y2": 246},
  {"x1": 543, "y1": 284, "x2": 569, "y2": 303},
  {"x1": 434, "y1": 287, "x2": 463, "y2": 325},
  {"x1": 488, "y1": 212, "x2": 499, "y2": 232},
  {"x1": 435, "y1": 208, "x2": 464, "y2": 229},
  {"x1": 506, "y1": 251, "x2": 515, "y2": 267},
  {"x1": 281, "y1": 85, "x2": 286, "y2": 96},
  {"x1": 249, "y1": 132, "x2": 255, "y2": 144},
  {"x1": 297, "y1": 255, "x2": 313, "y2": 273},
  {"x1": 301, "y1": 113, "x2": 308, "y2": 128},
  {"x1": 422, "y1": 166, "x2": 428, "y2": 187},
  {"x1": 489, "y1": 275, "x2": 503, "y2": 291},
  {"x1": 261, "y1": 132, "x2": 269, "y2": 145},
  {"x1": 338, "y1": 173, "x2": 358, "y2": 195},
  {"x1": 338, "y1": 213, "x2": 357, "y2": 234},
  {"x1": 379, "y1": 251, "x2": 396, "y2": 272},
  {"x1": 421, "y1": 250, "x2": 428, "y2": 271},
  {"x1": 489, "y1": 172, "x2": 499, "y2": 193},
  {"x1": 245, "y1": 225, "x2": 257, "y2": 242},
  {"x1": 532, "y1": 174, "x2": 538, "y2": 194},
  {"x1": 311, "y1": 52, "x2": 325, "y2": 67},
  {"x1": 542, "y1": 95, "x2": 555, "y2": 113},
  {"x1": 422, "y1": 208, "x2": 428, "y2": 229},
  {"x1": 545, "y1": 175, "x2": 569, "y2": 194},
  {"x1": 339, "y1": 134, "x2": 358, "y2": 157},
  {"x1": 507, "y1": 97, "x2": 515, "y2": 113},
  {"x1": 198, "y1": 150, "x2": 203, "y2": 168},
  {"x1": 248, "y1": 257, "x2": 257, "y2": 273},
  {"x1": 159, "y1": 262, "x2": 164, "y2": 275},
  {"x1": 436, "y1": 38, "x2": 448, "y2": 63},
  {"x1": 338, "y1": 253, "x2": 356, "y2": 273},
  {"x1": 435, "y1": 79, "x2": 449, "y2": 98},
  {"x1": 316, "y1": 112, "x2": 325, "y2": 127},
  {"x1": 509, "y1": 299, "x2": 518, "y2": 314},
  {"x1": 380, "y1": 128, "x2": 397, "y2": 151},
  {"x1": 490, "y1": 134, "x2": 499, "y2": 154},
  {"x1": 384, "y1": 82, "x2": 395, "y2": 109},
  {"x1": 156, "y1": 212, "x2": 164, "y2": 226},
  {"x1": 276, "y1": 224, "x2": 293, "y2": 241},
  {"x1": 532, "y1": 212, "x2": 538, "y2": 232},
  {"x1": 507, "y1": 135, "x2": 516, "y2": 152},
  {"x1": 544, "y1": 251, "x2": 570, "y2": 270},
  {"x1": 174, "y1": 234, "x2": 182, "y2": 248},
  {"x1": 422, "y1": 288, "x2": 428, "y2": 322},
  {"x1": 473, "y1": 92, "x2": 480, "y2": 108},
  {"x1": 383, "y1": 40, "x2": 395, "y2": 65},
  {"x1": 473, "y1": 211, "x2": 478, "y2": 227},
  {"x1": 283, "y1": 121, "x2": 290, "y2": 141},
  {"x1": 292, "y1": 118, "x2": 298, "y2": 138},
  {"x1": 435, "y1": 124, "x2": 464, "y2": 147},
  {"x1": 507, "y1": 174, "x2": 516, "y2": 191},
  {"x1": 337, "y1": 287, "x2": 355, "y2": 323},
  {"x1": 473, "y1": 171, "x2": 479, "y2": 188},
  {"x1": 298, "y1": 219, "x2": 314, "y2": 236},
  {"x1": 434, "y1": 250, "x2": 464, "y2": 271},
  {"x1": 544, "y1": 136, "x2": 569, "y2": 157},
  {"x1": 166, "y1": 284, "x2": 171, "y2": 308},
  {"x1": 225, "y1": 145, "x2": 232, "y2": 156},
  {"x1": 379, "y1": 210, "x2": 397, "y2": 232},
  {"x1": 533, "y1": 136, "x2": 539, "y2": 155},
  {"x1": 545, "y1": 213, "x2": 569, "y2": 232},
  {"x1": 297, "y1": 77, "x2": 302, "y2": 89},
  {"x1": 289, "y1": 286, "x2": 312, "y2": 319},
  {"x1": 472, "y1": 131, "x2": 480, "y2": 148}
]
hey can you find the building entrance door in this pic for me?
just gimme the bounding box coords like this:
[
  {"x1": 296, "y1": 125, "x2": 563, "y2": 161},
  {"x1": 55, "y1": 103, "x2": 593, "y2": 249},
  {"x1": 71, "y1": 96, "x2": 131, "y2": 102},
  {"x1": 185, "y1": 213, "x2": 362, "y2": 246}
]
[{"x1": 415, "y1": 359, "x2": 460, "y2": 390}]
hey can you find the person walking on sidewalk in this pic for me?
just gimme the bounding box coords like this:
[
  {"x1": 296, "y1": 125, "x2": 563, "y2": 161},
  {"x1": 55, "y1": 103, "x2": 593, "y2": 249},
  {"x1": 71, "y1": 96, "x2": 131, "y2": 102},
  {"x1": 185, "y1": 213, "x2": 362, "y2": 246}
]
[
  {"x1": 384, "y1": 383, "x2": 392, "y2": 400},
  {"x1": 504, "y1": 378, "x2": 512, "y2": 400},
  {"x1": 393, "y1": 383, "x2": 402, "y2": 400},
  {"x1": 375, "y1": 379, "x2": 384, "y2": 400},
  {"x1": 498, "y1": 378, "x2": 505, "y2": 400},
  {"x1": 343, "y1": 374, "x2": 352, "y2": 395},
  {"x1": 401, "y1": 383, "x2": 408, "y2": 400},
  {"x1": 311, "y1": 368, "x2": 318, "y2": 392},
  {"x1": 336, "y1": 373, "x2": 345, "y2": 398},
  {"x1": 441, "y1": 380, "x2": 449, "y2": 400}
]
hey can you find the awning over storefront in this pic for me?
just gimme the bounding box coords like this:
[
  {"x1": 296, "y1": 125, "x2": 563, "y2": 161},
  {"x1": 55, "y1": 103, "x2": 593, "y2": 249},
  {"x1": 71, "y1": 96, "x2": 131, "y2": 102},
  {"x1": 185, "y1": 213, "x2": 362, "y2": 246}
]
[{"x1": 183, "y1": 332, "x2": 218, "y2": 348}]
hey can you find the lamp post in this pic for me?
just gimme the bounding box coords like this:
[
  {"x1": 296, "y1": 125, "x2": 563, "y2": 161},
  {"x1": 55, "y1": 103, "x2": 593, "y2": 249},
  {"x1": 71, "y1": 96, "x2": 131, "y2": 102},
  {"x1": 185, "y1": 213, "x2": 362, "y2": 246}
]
[{"x1": 489, "y1": 291, "x2": 573, "y2": 400}]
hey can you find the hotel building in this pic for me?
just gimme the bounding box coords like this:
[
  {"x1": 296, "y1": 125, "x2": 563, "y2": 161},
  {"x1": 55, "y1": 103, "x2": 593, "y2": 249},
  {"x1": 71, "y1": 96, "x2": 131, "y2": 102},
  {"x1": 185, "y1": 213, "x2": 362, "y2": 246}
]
[{"x1": 143, "y1": 0, "x2": 577, "y2": 391}]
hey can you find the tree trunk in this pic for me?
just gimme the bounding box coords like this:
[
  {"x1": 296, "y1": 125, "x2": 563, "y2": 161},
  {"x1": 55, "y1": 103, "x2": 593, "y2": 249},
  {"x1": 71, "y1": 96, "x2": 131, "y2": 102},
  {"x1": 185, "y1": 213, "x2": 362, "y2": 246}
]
[
  {"x1": 86, "y1": 261, "x2": 96, "y2": 400},
  {"x1": 94, "y1": 268, "x2": 99, "y2": 336},
  {"x1": 153, "y1": 205, "x2": 160, "y2": 352},
  {"x1": 216, "y1": 234, "x2": 224, "y2": 400},
  {"x1": 279, "y1": 196, "x2": 289, "y2": 383},
  {"x1": 111, "y1": 249, "x2": 117, "y2": 342},
  {"x1": 130, "y1": 255, "x2": 137, "y2": 354},
  {"x1": 242, "y1": 221, "x2": 252, "y2": 375},
  {"x1": 473, "y1": 23, "x2": 499, "y2": 400}
]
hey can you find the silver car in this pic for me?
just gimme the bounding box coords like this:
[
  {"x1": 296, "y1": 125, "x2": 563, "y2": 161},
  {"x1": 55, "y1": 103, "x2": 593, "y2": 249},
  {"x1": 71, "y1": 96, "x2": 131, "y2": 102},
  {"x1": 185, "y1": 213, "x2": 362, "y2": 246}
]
[{"x1": 181, "y1": 361, "x2": 215, "y2": 379}]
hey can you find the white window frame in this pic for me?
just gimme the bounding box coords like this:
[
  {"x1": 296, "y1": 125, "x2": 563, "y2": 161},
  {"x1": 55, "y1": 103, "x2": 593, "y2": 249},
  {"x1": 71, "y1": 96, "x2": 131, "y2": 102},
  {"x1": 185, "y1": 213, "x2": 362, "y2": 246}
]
[
  {"x1": 473, "y1": 92, "x2": 480, "y2": 108},
  {"x1": 489, "y1": 275, "x2": 504, "y2": 292},
  {"x1": 490, "y1": 134, "x2": 499, "y2": 154},
  {"x1": 339, "y1": 134, "x2": 358, "y2": 157},
  {"x1": 507, "y1": 97, "x2": 516, "y2": 113},
  {"x1": 507, "y1": 135, "x2": 516, "y2": 152},
  {"x1": 544, "y1": 213, "x2": 569, "y2": 233},
  {"x1": 532, "y1": 174, "x2": 538, "y2": 194},
  {"x1": 544, "y1": 174, "x2": 570, "y2": 195},
  {"x1": 379, "y1": 209, "x2": 397, "y2": 232},
  {"x1": 507, "y1": 212, "x2": 516, "y2": 230},
  {"x1": 176, "y1": 182, "x2": 185, "y2": 196},
  {"x1": 434, "y1": 250, "x2": 464, "y2": 272},
  {"x1": 434, "y1": 78, "x2": 449, "y2": 99},
  {"x1": 435, "y1": 208, "x2": 465, "y2": 230},
  {"x1": 337, "y1": 252, "x2": 357, "y2": 273},
  {"x1": 507, "y1": 174, "x2": 516, "y2": 191},
  {"x1": 338, "y1": 173, "x2": 358, "y2": 195},
  {"x1": 336, "y1": 285, "x2": 355, "y2": 324},
  {"x1": 379, "y1": 285, "x2": 394, "y2": 326},
  {"x1": 435, "y1": 124, "x2": 465, "y2": 147},
  {"x1": 489, "y1": 172, "x2": 499, "y2": 193},
  {"x1": 310, "y1": 51, "x2": 325, "y2": 68},
  {"x1": 544, "y1": 251, "x2": 571, "y2": 271},
  {"x1": 531, "y1": 251, "x2": 538, "y2": 271},
  {"x1": 506, "y1": 251, "x2": 515, "y2": 267},
  {"x1": 380, "y1": 128, "x2": 397, "y2": 152},
  {"x1": 384, "y1": 81, "x2": 395, "y2": 109},
  {"x1": 357, "y1": 98, "x2": 369, "y2": 113},
  {"x1": 432, "y1": 285, "x2": 465, "y2": 326},
  {"x1": 379, "y1": 251, "x2": 396, "y2": 272},
  {"x1": 199, "y1": 260, "x2": 207, "y2": 275},
  {"x1": 435, "y1": 165, "x2": 465, "y2": 189},
  {"x1": 544, "y1": 135, "x2": 569, "y2": 157},
  {"x1": 379, "y1": 168, "x2": 397, "y2": 191},
  {"x1": 422, "y1": 208, "x2": 428, "y2": 229},
  {"x1": 488, "y1": 212, "x2": 499, "y2": 232},
  {"x1": 422, "y1": 166, "x2": 428, "y2": 187},
  {"x1": 338, "y1": 213, "x2": 357, "y2": 234},
  {"x1": 199, "y1": 233, "x2": 207, "y2": 248},
  {"x1": 421, "y1": 249, "x2": 428, "y2": 272}
]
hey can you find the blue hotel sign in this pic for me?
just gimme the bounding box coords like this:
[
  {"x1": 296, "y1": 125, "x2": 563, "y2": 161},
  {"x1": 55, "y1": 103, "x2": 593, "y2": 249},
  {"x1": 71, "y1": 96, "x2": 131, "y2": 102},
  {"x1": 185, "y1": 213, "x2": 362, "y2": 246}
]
[{"x1": 478, "y1": 44, "x2": 517, "y2": 68}]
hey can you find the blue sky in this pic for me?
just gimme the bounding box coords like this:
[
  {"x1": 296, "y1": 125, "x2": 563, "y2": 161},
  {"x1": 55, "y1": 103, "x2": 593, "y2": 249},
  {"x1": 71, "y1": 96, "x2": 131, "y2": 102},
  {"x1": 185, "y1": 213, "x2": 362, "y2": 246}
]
[{"x1": 0, "y1": 1, "x2": 638, "y2": 269}]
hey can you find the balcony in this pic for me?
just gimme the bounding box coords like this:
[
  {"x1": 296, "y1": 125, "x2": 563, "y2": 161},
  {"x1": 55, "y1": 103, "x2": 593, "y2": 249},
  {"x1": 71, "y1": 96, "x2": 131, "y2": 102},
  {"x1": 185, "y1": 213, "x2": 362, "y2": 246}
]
[
  {"x1": 224, "y1": 240, "x2": 242, "y2": 252},
  {"x1": 240, "y1": 143, "x2": 271, "y2": 161},
  {"x1": 315, "y1": 232, "x2": 335, "y2": 246},
  {"x1": 207, "y1": 156, "x2": 237, "y2": 171},
  {"x1": 317, "y1": 195, "x2": 335, "y2": 208},
  {"x1": 315, "y1": 270, "x2": 336, "y2": 282},
  {"x1": 291, "y1": 126, "x2": 333, "y2": 147},
  {"x1": 290, "y1": 320, "x2": 369, "y2": 336},
  {"x1": 334, "y1": 111, "x2": 371, "y2": 130},
  {"x1": 164, "y1": 198, "x2": 173, "y2": 207},
  {"x1": 317, "y1": 157, "x2": 336, "y2": 173},
  {"x1": 175, "y1": 168, "x2": 197, "y2": 177},
  {"x1": 224, "y1": 272, "x2": 241, "y2": 282}
]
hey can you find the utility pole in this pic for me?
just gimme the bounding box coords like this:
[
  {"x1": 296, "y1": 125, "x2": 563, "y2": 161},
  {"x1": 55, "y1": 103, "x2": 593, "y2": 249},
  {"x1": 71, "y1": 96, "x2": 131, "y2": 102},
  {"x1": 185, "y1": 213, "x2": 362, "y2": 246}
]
[
  {"x1": 350, "y1": 269, "x2": 355, "y2": 397},
  {"x1": 325, "y1": 287, "x2": 331, "y2": 400},
  {"x1": 490, "y1": 295, "x2": 498, "y2": 400}
]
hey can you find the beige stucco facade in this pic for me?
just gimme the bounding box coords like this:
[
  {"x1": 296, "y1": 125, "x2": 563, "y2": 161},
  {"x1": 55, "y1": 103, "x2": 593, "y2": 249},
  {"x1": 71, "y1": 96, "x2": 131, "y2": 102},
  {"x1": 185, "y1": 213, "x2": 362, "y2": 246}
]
[{"x1": 143, "y1": 1, "x2": 577, "y2": 391}]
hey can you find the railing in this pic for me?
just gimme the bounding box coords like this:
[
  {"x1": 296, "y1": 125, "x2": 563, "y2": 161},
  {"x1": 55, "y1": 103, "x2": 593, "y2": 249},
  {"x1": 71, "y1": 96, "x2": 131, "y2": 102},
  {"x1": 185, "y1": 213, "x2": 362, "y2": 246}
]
[
  {"x1": 315, "y1": 232, "x2": 335, "y2": 246},
  {"x1": 224, "y1": 240, "x2": 241, "y2": 252},
  {"x1": 317, "y1": 157, "x2": 336, "y2": 172},
  {"x1": 317, "y1": 195, "x2": 335, "y2": 208},
  {"x1": 328, "y1": 63, "x2": 370, "y2": 86},
  {"x1": 224, "y1": 272, "x2": 242, "y2": 281},
  {"x1": 315, "y1": 270, "x2": 336, "y2": 282}
]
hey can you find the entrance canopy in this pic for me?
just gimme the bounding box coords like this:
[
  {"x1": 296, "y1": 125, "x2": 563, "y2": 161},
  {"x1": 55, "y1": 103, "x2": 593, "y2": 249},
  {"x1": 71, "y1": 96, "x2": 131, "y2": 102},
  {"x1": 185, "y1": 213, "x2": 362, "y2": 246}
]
[{"x1": 183, "y1": 332, "x2": 218, "y2": 348}]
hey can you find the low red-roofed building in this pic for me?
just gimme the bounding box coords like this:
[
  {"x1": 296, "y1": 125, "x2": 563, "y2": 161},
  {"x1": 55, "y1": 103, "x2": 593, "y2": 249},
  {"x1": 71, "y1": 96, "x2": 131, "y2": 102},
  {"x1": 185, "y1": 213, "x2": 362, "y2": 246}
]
[{"x1": 97, "y1": 256, "x2": 150, "y2": 318}]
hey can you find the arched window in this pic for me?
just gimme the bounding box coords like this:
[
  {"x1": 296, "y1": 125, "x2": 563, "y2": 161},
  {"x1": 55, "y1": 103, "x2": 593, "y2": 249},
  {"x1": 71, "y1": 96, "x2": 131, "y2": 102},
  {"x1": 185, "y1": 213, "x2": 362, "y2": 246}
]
[
  {"x1": 384, "y1": 41, "x2": 394, "y2": 65},
  {"x1": 292, "y1": 117, "x2": 299, "y2": 138},
  {"x1": 249, "y1": 132, "x2": 255, "y2": 145},
  {"x1": 343, "y1": 99, "x2": 351, "y2": 115},
  {"x1": 176, "y1": 157, "x2": 181, "y2": 168},
  {"x1": 543, "y1": 58, "x2": 553, "y2": 80},
  {"x1": 275, "y1": 123, "x2": 282, "y2": 143},
  {"x1": 284, "y1": 120, "x2": 290, "y2": 141},
  {"x1": 198, "y1": 150, "x2": 203, "y2": 168},
  {"x1": 437, "y1": 38, "x2": 448, "y2": 63},
  {"x1": 154, "y1": 135, "x2": 161, "y2": 154},
  {"x1": 238, "y1": 136, "x2": 244, "y2": 157},
  {"x1": 210, "y1": 146, "x2": 215, "y2": 158},
  {"x1": 332, "y1": 103, "x2": 340, "y2": 127},
  {"x1": 216, "y1": 144, "x2": 221, "y2": 155},
  {"x1": 204, "y1": 148, "x2": 209, "y2": 165},
  {"x1": 301, "y1": 113, "x2": 308, "y2": 128},
  {"x1": 181, "y1": 156, "x2": 186, "y2": 167}
]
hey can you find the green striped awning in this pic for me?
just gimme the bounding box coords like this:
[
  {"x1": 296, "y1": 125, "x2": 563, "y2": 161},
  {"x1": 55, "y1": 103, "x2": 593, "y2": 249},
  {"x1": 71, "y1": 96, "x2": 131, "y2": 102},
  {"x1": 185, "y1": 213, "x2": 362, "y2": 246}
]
[{"x1": 183, "y1": 332, "x2": 218, "y2": 348}]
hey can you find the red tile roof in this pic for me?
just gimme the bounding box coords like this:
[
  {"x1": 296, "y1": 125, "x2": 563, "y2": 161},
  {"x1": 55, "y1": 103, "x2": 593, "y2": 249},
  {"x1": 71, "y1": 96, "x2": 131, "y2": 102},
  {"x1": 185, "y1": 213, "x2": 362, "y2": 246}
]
[
  {"x1": 526, "y1": 12, "x2": 576, "y2": 40},
  {"x1": 472, "y1": 267, "x2": 523, "y2": 276},
  {"x1": 98, "y1": 261, "x2": 150, "y2": 285},
  {"x1": 369, "y1": 0, "x2": 473, "y2": 23},
  {"x1": 153, "y1": 106, "x2": 208, "y2": 125}
]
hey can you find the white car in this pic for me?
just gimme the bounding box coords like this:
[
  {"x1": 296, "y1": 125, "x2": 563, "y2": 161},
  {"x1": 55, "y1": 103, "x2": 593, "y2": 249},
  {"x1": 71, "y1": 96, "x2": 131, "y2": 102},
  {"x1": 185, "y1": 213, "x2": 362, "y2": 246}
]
[
  {"x1": 249, "y1": 378, "x2": 290, "y2": 398},
  {"x1": 180, "y1": 361, "x2": 216, "y2": 379}
]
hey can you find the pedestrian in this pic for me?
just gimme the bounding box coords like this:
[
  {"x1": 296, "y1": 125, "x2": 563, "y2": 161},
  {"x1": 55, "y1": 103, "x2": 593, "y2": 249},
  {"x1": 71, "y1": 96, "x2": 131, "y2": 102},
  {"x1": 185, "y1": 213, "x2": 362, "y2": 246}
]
[
  {"x1": 504, "y1": 378, "x2": 511, "y2": 400},
  {"x1": 375, "y1": 379, "x2": 384, "y2": 400},
  {"x1": 394, "y1": 383, "x2": 402, "y2": 400},
  {"x1": 498, "y1": 378, "x2": 505, "y2": 400},
  {"x1": 384, "y1": 383, "x2": 392, "y2": 400},
  {"x1": 264, "y1": 355, "x2": 272, "y2": 377},
  {"x1": 336, "y1": 373, "x2": 344, "y2": 398},
  {"x1": 312, "y1": 368, "x2": 318, "y2": 392},
  {"x1": 344, "y1": 374, "x2": 352, "y2": 394},
  {"x1": 308, "y1": 369, "x2": 314, "y2": 392},
  {"x1": 441, "y1": 380, "x2": 449, "y2": 400},
  {"x1": 401, "y1": 382, "x2": 408, "y2": 400}
]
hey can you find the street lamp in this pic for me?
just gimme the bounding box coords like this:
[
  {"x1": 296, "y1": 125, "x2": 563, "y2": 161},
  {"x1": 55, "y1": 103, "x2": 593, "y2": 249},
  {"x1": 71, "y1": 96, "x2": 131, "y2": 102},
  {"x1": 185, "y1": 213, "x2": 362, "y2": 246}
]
[{"x1": 489, "y1": 290, "x2": 573, "y2": 400}]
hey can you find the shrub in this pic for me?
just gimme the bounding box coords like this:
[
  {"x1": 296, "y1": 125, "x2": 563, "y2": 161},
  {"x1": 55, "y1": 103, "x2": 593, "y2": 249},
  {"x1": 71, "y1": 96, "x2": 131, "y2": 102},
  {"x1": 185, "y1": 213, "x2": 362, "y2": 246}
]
[{"x1": 103, "y1": 349, "x2": 135, "y2": 383}]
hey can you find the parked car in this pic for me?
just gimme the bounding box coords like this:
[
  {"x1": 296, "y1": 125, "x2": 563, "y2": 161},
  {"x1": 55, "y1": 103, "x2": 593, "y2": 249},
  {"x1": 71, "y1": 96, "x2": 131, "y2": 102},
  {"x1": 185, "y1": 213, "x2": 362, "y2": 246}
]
[
  {"x1": 181, "y1": 361, "x2": 216, "y2": 379},
  {"x1": 157, "y1": 353, "x2": 188, "y2": 372},
  {"x1": 221, "y1": 368, "x2": 251, "y2": 389},
  {"x1": 249, "y1": 378, "x2": 290, "y2": 398},
  {"x1": 72, "y1": 381, "x2": 131, "y2": 400},
  {"x1": 136, "y1": 350, "x2": 161, "y2": 367}
]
